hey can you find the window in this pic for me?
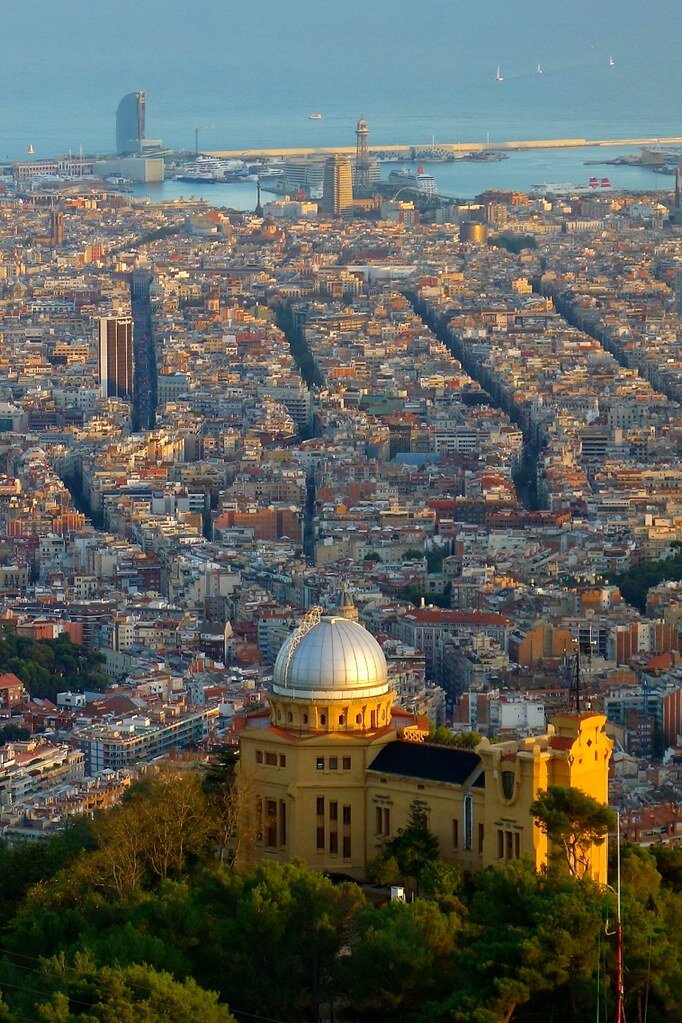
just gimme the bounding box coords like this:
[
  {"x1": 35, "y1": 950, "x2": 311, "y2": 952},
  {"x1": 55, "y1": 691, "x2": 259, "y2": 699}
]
[
  {"x1": 342, "y1": 836, "x2": 351, "y2": 859},
  {"x1": 355, "y1": 713, "x2": 362, "y2": 724},
  {"x1": 506, "y1": 831, "x2": 513, "y2": 860},
  {"x1": 320, "y1": 714, "x2": 326, "y2": 726},
  {"x1": 265, "y1": 752, "x2": 277, "y2": 766},
  {"x1": 452, "y1": 819, "x2": 459, "y2": 849},
  {"x1": 287, "y1": 712, "x2": 293, "y2": 723},
  {"x1": 329, "y1": 757, "x2": 338, "y2": 771},
  {"x1": 478, "y1": 823, "x2": 484, "y2": 855},
  {"x1": 279, "y1": 801, "x2": 287, "y2": 847},
  {"x1": 464, "y1": 795, "x2": 473, "y2": 851},
  {"x1": 501, "y1": 770, "x2": 515, "y2": 799},
  {"x1": 316, "y1": 797, "x2": 325, "y2": 816},
  {"x1": 316, "y1": 826, "x2": 325, "y2": 851},
  {"x1": 339, "y1": 715, "x2": 345, "y2": 726},
  {"x1": 303, "y1": 714, "x2": 308, "y2": 725},
  {"x1": 342, "y1": 805, "x2": 351, "y2": 826},
  {"x1": 266, "y1": 800, "x2": 277, "y2": 848},
  {"x1": 256, "y1": 750, "x2": 263, "y2": 764},
  {"x1": 514, "y1": 832, "x2": 520, "y2": 859},
  {"x1": 383, "y1": 808, "x2": 390, "y2": 836},
  {"x1": 256, "y1": 798, "x2": 263, "y2": 843},
  {"x1": 375, "y1": 807, "x2": 383, "y2": 835},
  {"x1": 279, "y1": 754, "x2": 286, "y2": 767},
  {"x1": 316, "y1": 757, "x2": 324, "y2": 771},
  {"x1": 329, "y1": 801, "x2": 338, "y2": 822},
  {"x1": 497, "y1": 829, "x2": 504, "y2": 859},
  {"x1": 329, "y1": 832, "x2": 338, "y2": 855},
  {"x1": 342, "y1": 757, "x2": 351, "y2": 770}
]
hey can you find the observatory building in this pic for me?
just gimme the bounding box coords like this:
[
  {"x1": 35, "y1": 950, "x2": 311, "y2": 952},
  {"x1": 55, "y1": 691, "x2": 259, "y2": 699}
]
[{"x1": 238, "y1": 591, "x2": 612, "y2": 881}]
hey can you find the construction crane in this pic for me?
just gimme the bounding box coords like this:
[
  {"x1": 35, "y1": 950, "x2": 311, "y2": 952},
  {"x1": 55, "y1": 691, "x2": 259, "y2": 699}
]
[{"x1": 192, "y1": 126, "x2": 213, "y2": 156}]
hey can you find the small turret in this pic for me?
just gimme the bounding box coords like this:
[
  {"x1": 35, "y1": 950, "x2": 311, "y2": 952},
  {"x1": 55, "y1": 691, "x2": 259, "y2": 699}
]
[{"x1": 337, "y1": 584, "x2": 359, "y2": 622}]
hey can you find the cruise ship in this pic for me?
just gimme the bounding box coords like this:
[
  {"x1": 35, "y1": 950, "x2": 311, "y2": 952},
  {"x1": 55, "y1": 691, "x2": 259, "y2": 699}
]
[
  {"x1": 531, "y1": 178, "x2": 612, "y2": 197},
  {"x1": 175, "y1": 156, "x2": 252, "y2": 183},
  {"x1": 388, "y1": 166, "x2": 438, "y2": 197}
]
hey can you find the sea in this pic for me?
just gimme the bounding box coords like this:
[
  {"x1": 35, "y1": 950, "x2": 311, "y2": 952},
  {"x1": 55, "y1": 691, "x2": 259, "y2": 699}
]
[{"x1": 1, "y1": 0, "x2": 681, "y2": 211}]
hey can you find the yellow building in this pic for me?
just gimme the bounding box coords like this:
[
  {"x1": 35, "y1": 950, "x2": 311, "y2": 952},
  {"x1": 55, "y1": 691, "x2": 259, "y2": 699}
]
[{"x1": 238, "y1": 596, "x2": 612, "y2": 882}]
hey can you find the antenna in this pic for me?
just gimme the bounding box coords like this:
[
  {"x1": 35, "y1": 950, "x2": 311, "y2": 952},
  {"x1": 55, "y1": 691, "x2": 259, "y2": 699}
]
[{"x1": 614, "y1": 810, "x2": 625, "y2": 1023}]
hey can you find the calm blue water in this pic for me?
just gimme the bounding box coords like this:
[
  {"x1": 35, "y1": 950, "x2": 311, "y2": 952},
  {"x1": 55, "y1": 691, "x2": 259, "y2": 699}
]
[
  {"x1": 1, "y1": 1, "x2": 680, "y2": 180},
  {"x1": 132, "y1": 146, "x2": 673, "y2": 211}
]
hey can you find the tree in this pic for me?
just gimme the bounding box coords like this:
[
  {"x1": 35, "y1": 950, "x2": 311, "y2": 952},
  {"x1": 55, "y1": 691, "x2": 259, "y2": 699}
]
[
  {"x1": 0, "y1": 627, "x2": 108, "y2": 703},
  {"x1": 341, "y1": 899, "x2": 461, "y2": 1020},
  {"x1": 30, "y1": 954, "x2": 236, "y2": 1023},
  {"x1": 211, "y1": 860, "x2": 365, "y2": 1022},
  {"x1": 203, "y1": 751, "x2": 258, "y2": 866},
  {"x1": 651, "y1": 845, "x2": 682, "y2": 893},
  {"x1": 385, "y1": 800, "x2": 440, "y2": 891},
  {"x1": 446, "y1": 860, "x2": 607, "y2": 1023},
  {"x1": 531, "y1": 785, "x2": 616, "y2": 878},
  {"x1": 0, "y1": 723, "x2": 30, "y2": 743}
]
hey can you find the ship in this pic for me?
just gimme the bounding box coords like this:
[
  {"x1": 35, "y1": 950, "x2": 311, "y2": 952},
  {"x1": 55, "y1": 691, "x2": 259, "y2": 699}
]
[
  {"x1": 608, "y1": 56, "x2": 615, "y2": 67},
  {"x1": 531, "y1": 178, "x2": 612, "y2": 197},
  {"x1": 462, "y1": 150, "x2": 508, "y2": 162},
  {"x1": 495, "y1": 66, "x2": 504, "y2": 82},
  {"x1": 175, "y1": 156, "x2": 249, "y2": 183},
  {"x1": 308, "y1": 113, "x2": 322, "y2": 120},
  {"x1": 388, "y1": 166, "x2": 438, "y2": 197}
]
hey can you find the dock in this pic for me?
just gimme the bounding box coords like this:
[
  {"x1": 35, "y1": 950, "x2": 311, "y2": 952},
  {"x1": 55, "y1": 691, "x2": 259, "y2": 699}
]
[{"x1": 205, "y1": 136, "x2": 682, "y2": 160}]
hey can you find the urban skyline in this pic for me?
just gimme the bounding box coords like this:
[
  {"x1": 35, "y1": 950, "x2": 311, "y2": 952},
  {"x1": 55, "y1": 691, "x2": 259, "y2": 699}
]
[{"x1": 0, "y1": 4, "x2": 680, "y2": 1022}]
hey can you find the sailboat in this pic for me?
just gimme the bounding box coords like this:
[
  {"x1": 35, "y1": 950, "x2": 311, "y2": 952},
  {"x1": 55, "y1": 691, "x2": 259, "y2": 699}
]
[
  {"x1": 536, "y1": 63, "x2": 543, "y2": 75},
  {"x1": 495, "y1": 66, "x2": 504, "y2": 82},
  {"x1": 608, "y1": 56, "x2": 615, "y2": 67},
  {"x1": 27, "y1": 144, "x2": 35, "y2": 155}
]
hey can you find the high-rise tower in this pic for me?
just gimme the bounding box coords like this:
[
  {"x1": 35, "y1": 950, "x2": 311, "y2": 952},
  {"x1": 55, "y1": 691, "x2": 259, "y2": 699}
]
[
  {"x1": 320, "y1": 155, "x2": 353, "y2": 216},
  {"x1": 116, "y1": 92, "x2": 146, "y2": 155},
  {"x1": 354, "y1": 118, "x2": 371, "y2": 194},
  {"x1": 98, "y1": 317, "x2": 134, "y2": 400}
]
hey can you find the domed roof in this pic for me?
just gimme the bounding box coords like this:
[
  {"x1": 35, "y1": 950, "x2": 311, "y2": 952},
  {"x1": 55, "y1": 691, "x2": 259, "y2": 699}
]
[{"x1": 272, "y1": 615, "x2": 389, "y2": 701}]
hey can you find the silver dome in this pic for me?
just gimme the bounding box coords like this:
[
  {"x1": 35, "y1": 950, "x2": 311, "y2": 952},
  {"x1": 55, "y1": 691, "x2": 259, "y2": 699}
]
[{"x1": 272, "y1": 616, "x2": 389, "y2": 700}]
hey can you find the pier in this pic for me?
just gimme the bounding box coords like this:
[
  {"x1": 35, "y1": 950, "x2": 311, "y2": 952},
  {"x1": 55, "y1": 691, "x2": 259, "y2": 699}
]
[{"x1": 206, "y1": 135, "x2": 682, "y2": 160}]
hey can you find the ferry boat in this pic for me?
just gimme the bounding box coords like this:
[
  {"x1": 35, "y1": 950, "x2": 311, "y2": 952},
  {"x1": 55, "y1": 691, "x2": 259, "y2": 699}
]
[
  {"x1": 388, "y1": 166, "x2": 438, "y2": 197},
  {"x1": 175, "y1": 156, "x2": 248, "y2": 183},
  {"x1": 531, "y1": 178, "x2": 612, "y2": 197},
  {"x1": 308, "y1": 113, "x2": 322, "y2": 120}
]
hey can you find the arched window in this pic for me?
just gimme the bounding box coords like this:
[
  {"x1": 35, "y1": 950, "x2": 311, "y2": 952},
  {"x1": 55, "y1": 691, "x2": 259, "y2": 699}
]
[{"x1": 501, "y1": 770, "x2": 515, "y2": 799}]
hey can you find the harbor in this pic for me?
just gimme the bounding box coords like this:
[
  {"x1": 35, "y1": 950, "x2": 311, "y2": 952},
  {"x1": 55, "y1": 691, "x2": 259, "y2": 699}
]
[
  {"x1": 129, "y1": 143, "x2": 680, "y2": 211},
  {"x1": 205, "y1": 134, "x2": 682, "y2": 160}
]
